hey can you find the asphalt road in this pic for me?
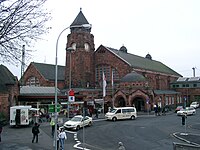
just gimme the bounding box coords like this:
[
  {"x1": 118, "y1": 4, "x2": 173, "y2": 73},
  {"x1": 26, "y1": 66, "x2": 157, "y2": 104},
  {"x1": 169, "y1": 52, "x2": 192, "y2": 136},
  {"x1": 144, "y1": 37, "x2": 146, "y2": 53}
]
[
  {"x1": 1, "y1": 109, "x2": 200, "y2": 150},
  {"x1": 76, "y1": 109, "x2": 200, "y2": 150}
]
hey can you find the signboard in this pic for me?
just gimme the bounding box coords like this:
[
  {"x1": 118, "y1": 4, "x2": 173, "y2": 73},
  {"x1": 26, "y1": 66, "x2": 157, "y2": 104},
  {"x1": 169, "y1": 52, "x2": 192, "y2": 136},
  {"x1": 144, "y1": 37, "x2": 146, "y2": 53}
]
[
  {"x1": 48, "y1": 104, "x2": 61, "y2": 113},
  {"x1": 69, "y1": 89, "x2": 75, "y2": 96},
  {"x1": 68, "y1": 89, "x2": 75, "y2": 102},
  {"x1": 68, "y1": 96, "x2": 75, "y2": 102}
]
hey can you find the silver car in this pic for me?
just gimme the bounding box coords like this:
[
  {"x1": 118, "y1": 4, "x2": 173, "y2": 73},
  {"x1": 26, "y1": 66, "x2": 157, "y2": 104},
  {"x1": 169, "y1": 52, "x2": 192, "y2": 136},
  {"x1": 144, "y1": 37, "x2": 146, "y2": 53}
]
[
  {"x1": 190, "y1": 102, "x2": 199, "y2": 108},
  {"x1": 177, "y1": 107, "x2": 196, "y2": 116},
  {"x1": 63, "y1": 115, "x2": 93, "y2": 130}
]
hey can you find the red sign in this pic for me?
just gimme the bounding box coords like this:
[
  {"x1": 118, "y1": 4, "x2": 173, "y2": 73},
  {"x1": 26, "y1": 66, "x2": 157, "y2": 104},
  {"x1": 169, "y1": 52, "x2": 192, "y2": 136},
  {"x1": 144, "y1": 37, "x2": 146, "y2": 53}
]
[{"x1": 69, "y1": 89, "x2": 74, "y2": 96}]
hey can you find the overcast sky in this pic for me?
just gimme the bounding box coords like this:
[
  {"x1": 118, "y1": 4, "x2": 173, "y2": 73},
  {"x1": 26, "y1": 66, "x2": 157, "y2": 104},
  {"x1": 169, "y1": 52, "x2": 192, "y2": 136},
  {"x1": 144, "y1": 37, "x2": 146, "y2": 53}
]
[{"x1": 4, "y1": 0, "x2": 200, "y2": 79}]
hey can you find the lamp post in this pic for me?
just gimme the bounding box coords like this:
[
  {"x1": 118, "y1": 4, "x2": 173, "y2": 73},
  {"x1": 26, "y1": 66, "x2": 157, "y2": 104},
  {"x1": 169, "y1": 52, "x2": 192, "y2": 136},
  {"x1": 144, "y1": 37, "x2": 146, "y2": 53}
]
[
  {"x1": 54, "y1": 24, "x2": 91, "y2": 150},
  {"x1": 55, "y1": 25, "x2": 71, "y2": 150},
  {"x1": 67, "y1": 47, "x2": 74, "y2": 120}
]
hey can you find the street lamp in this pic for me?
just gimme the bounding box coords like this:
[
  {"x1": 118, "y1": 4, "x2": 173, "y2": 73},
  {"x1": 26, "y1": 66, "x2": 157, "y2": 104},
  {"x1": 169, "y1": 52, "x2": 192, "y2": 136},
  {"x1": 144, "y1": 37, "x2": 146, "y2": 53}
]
[
  {"x1": 54, "y1": 24, "x2": 91, "y2": 150},
  {"x1": 67, "y1": 47, "x2": 74, "y2": 120}
]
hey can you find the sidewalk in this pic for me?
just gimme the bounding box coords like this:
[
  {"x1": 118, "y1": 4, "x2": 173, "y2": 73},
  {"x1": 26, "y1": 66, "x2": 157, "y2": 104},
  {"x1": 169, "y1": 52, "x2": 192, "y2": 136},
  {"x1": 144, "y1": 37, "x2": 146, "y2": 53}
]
[
  {"x1": 0, "y1": 122, "x2": 76, "y2": 150},
  {"x1": 173, "y1": 124, "x2": 200, "y2": 147},
  {"x1": 0, "y1": 124, "x2": 53, "y2": 150}
]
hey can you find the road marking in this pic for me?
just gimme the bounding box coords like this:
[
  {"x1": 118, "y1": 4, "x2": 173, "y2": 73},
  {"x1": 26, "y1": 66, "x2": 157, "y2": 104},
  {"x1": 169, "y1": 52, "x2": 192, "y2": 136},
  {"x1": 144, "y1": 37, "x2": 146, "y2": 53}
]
[
  {"x1": 66, "y1": 130, "x2": 77, "y2": 134},
  {"x1": 64, "y1": 129, "x2": 91, "y2": 150}
]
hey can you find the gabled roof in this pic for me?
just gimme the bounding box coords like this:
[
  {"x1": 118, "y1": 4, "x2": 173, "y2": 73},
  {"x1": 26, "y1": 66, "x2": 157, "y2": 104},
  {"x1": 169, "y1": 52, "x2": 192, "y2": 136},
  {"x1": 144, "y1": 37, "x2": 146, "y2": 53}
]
[
  {"x1": 104, "y1": 46, "x2": 181, "y2": 77},
  {"x1": 32, "y1": 62, "x2": 65, "y2": 81},
  {"x1": 0, "y1": 64, "x2": 17, "y2": 92},
  {"x1": 70, "y1": 9, "x2": 90, "y2": 26}
]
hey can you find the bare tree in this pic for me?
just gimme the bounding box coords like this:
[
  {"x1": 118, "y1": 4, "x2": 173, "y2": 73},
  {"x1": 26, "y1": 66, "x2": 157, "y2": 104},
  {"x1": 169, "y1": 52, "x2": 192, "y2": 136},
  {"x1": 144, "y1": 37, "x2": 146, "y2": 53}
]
[{"x1": 0, "y1": 0, "x2": 51, "y2": 64}]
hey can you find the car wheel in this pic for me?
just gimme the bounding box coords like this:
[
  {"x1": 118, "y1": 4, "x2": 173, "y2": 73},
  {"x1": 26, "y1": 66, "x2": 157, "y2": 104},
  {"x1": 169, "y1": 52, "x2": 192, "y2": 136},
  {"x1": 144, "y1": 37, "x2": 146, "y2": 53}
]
[
  {"x1": 112, "y1": 117, "x2": 117, "y2": 122},
  {"x1": 88, "y1": 121, "x2": 92, "y2": 126},
  {"x1": 76, "y1": 125, "x2": 80, "y2": 130},
  {"x1": 130, "y1": 115, "x2": 135, "y2": 120}
]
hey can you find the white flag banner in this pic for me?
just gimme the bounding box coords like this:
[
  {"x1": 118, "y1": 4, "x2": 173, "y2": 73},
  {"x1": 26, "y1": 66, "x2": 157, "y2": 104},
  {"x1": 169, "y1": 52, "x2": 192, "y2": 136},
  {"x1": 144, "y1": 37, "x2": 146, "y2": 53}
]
[
  {"x1": 103, "y1": 72, "x2": 107, "y2": 97},
  {"x1": 111, "y1": 70, "x2": 114, "y2": 87}
]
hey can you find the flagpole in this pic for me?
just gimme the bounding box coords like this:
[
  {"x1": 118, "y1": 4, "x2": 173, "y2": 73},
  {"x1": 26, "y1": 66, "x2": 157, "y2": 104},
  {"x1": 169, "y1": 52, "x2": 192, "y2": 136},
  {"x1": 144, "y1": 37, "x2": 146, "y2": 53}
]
[
  {"x1": 103, "y1": 72, "x2": 104, "y2": 116},
  {"x1": 112, "y1": 69, "x2": 114, "y2": 108},
  {"x1": 102, "y1": 72, "x2": 106, "y2": 116}
]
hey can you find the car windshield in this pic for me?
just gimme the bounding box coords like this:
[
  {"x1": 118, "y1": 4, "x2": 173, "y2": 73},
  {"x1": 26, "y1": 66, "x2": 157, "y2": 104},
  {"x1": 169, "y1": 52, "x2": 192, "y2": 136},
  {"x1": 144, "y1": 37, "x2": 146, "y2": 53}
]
[
  {"x1": 110, "y1": 108, "x2": 117, "y2": 113},
  {"x1": 191, "y1": 102, "x2": 197, "y2": 105},
  {"x1": 183, "y1": 107, "x2": 193, "y2": 111},
  {"x1": 71, "y1": 116, "x2": 82, "y2": 122},
  {"x1": 177, "y1": 106, "x2": 182, "y2": 108}
]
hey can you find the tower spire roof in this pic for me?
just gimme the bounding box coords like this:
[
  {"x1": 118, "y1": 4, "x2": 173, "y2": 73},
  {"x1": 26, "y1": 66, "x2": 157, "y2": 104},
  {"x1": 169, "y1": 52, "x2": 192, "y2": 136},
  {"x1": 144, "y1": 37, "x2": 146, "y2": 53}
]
[{"x1": 70, "y1": 9, "x2": 90, "y2": 26}]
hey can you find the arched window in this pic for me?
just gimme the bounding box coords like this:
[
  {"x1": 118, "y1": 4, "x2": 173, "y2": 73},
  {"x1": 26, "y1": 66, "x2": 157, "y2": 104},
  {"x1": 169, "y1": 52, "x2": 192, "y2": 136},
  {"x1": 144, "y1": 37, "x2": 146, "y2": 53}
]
[{"x1": 26, "y1": 76, "x2": 40, "y2": 86}]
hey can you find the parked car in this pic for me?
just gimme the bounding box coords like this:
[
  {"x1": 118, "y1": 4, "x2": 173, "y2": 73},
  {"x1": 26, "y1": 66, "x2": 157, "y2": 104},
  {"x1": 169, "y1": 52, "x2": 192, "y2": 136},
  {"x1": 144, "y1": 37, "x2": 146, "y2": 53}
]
[
  {"x1": 175, "y1": 106, "x2": 183, "y2": 113},
  {"x1": 177, "y1": 107, "x2": 196, "y2": 116},
  {"x1": 63, "y1": 115, "x2": 93, "y2": 130},
  {"x1": 190, "y1": 102, "x2": 199, "y2": 108}
]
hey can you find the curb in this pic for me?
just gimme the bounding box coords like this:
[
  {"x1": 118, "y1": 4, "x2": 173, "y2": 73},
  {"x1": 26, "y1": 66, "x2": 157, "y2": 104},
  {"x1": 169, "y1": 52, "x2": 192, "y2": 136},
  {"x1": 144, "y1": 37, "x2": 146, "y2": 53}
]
[{"x1": 173, "y1": 132, "x2": 200, "y2": 146}]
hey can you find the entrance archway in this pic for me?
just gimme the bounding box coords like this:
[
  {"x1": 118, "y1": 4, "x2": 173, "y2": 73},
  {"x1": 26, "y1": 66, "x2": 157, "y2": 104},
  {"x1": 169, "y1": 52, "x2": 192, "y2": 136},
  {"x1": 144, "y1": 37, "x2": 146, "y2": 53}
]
[
  {"x1": 115, "y1": 96, "x2": 126, "y2": 107},
  {"x1": 132, "y1": 97, "x2": 145, "y2": 111}
]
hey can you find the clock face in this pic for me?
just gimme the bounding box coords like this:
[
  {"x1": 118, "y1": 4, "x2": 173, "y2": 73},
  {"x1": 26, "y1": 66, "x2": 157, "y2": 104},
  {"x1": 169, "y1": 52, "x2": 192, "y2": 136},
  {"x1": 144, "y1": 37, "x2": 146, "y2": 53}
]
[
  {"x1": 84, "y1": 43, "x2": 90, "y2": 51},
  {"x1": 72, "y1": 43, "x2": 76, "y2": 50}
]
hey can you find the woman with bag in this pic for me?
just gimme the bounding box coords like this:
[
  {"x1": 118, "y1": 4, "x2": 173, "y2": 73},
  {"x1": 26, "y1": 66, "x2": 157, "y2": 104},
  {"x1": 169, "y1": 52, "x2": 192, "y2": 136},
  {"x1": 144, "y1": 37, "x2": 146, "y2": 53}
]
[{"x1": 59, "y1": 128, "x2": 67, "y2": 150}]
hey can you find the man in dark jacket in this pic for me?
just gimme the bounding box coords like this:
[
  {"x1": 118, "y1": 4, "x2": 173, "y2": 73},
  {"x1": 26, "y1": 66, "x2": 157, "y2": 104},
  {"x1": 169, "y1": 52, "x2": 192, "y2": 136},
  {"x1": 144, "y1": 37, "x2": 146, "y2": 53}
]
[
  {"x1": 0, "y1": 123, "x2": 2, "y2": 142},
  {"x1": 32, "y1": 123, "x2": 40, "y2": 143}
]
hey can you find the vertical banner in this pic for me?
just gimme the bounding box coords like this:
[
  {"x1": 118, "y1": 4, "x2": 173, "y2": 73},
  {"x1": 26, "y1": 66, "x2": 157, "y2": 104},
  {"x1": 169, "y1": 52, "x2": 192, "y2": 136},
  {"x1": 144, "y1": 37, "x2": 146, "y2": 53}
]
[
  {"x1": 103, "y1": 72, "x2": 107, "y2": 97},
  {"x1": 111, "y1": 69, "x2": 114, "y2": 87}
]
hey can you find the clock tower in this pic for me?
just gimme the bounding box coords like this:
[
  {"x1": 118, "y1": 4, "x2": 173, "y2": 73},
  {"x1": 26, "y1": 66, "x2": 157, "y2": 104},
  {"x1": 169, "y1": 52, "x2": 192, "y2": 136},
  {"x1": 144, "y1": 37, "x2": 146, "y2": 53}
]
[{"x1": 65, "y1": 9, "x2": 95, "y2": 88}]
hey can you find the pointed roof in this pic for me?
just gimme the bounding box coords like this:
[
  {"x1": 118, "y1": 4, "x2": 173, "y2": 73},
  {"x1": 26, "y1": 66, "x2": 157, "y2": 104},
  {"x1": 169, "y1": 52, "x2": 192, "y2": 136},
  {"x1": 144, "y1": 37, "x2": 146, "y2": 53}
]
[
  {"x1": 0, "y1": 64, "x2": 17, "y2": 92},
  {"x1": 31, "y1": 62, "x2": 65, "y2": 81},
  {"x1": 0, "y1": 65, "x2": 17, "y2": 85},
  {"x1": 97, "y1": 45, "x2": 182, "y2": 77},
  {"x1": 70, "y1": 8, "x2": 90, "y2": 26}
]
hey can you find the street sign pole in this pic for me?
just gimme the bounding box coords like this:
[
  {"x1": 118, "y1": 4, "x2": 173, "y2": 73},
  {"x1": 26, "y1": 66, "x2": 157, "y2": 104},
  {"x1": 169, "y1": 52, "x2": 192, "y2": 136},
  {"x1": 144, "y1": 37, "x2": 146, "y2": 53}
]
[{"x1": 68, "y1": 89, "x2": 75, "y2": 120}]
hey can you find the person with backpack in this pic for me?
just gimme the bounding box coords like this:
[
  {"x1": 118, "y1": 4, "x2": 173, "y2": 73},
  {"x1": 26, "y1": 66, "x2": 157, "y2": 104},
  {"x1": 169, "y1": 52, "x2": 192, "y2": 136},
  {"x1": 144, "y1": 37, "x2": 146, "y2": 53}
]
[{"x1": 32, "y1": 123, "x2": 40, "y2": 143}]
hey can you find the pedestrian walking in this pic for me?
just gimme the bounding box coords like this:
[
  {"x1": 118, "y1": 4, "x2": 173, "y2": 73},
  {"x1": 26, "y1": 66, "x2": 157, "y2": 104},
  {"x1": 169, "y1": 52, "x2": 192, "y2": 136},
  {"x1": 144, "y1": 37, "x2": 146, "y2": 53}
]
[
  {"x1": 158, "y1": 106, "x2": 161, "y2": 116},
  {"x1": 50, "y1": 119, "x2": 55, "y2": 137},
  {"x1": 32, "y1": 123, "x2": 40, "y2": 143},
  {"x1": 95, "y1": 108, "x2": 98, "y2": 118},
  {"x1": 162, "y1": 106, "x2": 166, "y2": 115},
  {"x1": 0, "y1": 123, "x2": 3, "y2": 142},
  {"x1": 59, "y1": 128, "x2": 67, "y2": 150},
  {"x1": 56, "y1": 125, "x2": 60, "y2": 150},
  {"x1": 154, "y1": 104, "x2": 158, "y2": 116},
  {"x1": 118, "y1": 142, "x2": 126, "y2": 150}
]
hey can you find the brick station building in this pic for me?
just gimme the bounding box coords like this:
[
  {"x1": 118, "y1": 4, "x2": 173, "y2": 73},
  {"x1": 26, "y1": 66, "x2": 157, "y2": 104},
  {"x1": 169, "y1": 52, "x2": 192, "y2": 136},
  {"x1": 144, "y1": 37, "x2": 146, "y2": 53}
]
[
  {"x1": 0, "y1": 65, "x2": 19, "y2": 120},
  {"x1": 20, "y1": 9, "x2": 184, "y2": 114}
]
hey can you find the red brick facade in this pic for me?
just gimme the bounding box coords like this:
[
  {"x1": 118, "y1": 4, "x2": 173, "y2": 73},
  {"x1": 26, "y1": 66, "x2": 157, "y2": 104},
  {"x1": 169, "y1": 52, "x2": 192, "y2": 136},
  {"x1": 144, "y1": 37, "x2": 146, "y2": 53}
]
[
  {"x1": 0, "y1": 78, "x2": 19, "y2": 120},
  {"x1": 23, "y1": 63, "x2": 65, "y2": 89},
  {"x1": 19, "y1": 10, "x2": 185, "y2": 113}
]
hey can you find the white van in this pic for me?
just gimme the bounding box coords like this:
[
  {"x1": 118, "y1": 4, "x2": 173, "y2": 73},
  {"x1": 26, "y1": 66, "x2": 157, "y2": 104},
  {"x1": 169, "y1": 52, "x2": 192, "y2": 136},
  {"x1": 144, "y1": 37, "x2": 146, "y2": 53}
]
[
  {"x1": 105, "y1": 107, "x2": 137, "y2": 121},
  {"x1": 10, "y1": 105, "x2": 39, "y2": 126}
]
